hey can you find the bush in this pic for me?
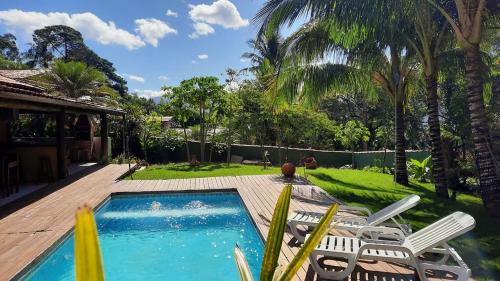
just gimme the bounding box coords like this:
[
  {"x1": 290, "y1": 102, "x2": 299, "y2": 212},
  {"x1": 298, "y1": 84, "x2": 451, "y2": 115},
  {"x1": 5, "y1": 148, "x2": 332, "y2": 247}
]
[
  {"x1": 407, "y1": 156, "x2": 432, "y2": 182},
  {"x1": 362, "y1": 165, "x2": 384, "y2": 173}
]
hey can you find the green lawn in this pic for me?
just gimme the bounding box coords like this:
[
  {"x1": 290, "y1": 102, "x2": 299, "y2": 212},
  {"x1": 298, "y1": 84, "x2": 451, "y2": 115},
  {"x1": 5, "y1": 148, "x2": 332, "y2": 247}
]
[
  {"x1": 304, "y1": 168, "x2": 499, "y2": 281},
  {"x1": 128, "y1": 163, "x2": 281, "y2": 180},
  {"x1": 128, "y1": 163, "x2": 498, "y2": 280}
]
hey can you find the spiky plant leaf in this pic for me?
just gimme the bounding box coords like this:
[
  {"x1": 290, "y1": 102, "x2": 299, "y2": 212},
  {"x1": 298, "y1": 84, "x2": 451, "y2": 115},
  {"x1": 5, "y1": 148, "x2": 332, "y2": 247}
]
[
  {"x1": 75, "y1": 205, "x2": 105, "y2": 281},
  {"x1": 260, "y1": 184, "x2": 292, "y2": 281},
  {"x1": 234, "y1": 244, "x2": 255, "y2": 281},
  {"x1": 277, "y1": 204, "x2": 339, "y2": 281}
]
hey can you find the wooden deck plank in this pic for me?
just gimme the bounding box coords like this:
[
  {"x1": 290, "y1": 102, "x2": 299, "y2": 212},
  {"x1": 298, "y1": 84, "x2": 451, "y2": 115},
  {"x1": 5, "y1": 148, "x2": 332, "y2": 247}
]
[{"x1": 0, "y1": 169, "x2": 445, "y2": 281}]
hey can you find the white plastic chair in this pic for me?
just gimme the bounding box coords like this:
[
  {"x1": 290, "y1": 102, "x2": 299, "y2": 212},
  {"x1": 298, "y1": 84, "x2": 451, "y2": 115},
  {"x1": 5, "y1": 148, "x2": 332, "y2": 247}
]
[
  {"x1": 289, "y1": 194, "x2": 420, "y2": 242},
  {"x1": 309, "y1": 211, "x2": 475, "y2": 281}
]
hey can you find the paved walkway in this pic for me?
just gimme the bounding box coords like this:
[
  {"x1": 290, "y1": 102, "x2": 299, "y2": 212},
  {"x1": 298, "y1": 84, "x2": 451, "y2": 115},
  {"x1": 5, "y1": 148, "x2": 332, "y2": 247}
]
[{"x1": 0, "y1": 166, "x2": 459, "y2": 280}]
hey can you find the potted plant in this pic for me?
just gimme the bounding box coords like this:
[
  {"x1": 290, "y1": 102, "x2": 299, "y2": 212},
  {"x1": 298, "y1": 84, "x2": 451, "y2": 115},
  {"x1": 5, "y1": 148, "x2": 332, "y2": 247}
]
[{"x1": 281, "y1": 161, "x2": 296, "y2": 177}]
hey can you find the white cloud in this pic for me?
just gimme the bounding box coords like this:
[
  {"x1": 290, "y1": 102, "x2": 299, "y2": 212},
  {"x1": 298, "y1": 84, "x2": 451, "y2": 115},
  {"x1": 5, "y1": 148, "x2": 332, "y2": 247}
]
[
  {"x1": 134, "y1": 89, "x2": 166, "y2": 99},
  {"x1": 189, "y1": 0, "x2": 249, "y2": 29},
  {"x1": 188, "y1": 0, "x2": 248, "y2": 38},
  {"x1": 191, "y1": 60, "x2": 198, "y2": 64},
  {"x1": 240, "y1": 57, "x2": 250, "y2": 63},
  {"x1": 134, "y1": 18, "x2": 177, "y2": 47},
  {"x1": 198, "y1": 54, "x2": 208, "y2": 60},
  {"x1": 158, "y1": 75, "x2": 169, "y2": 81},
  {"x1": 188, "y1": 22, "x2": 215, "y2": 39},
  {"x1": 165, "y1": 9, "x2": 178, "y2": 17},
  {"x1": 0, "y1": 9, "x2": 145, "y2": 50},
  {"x1": 122, "y1": 73, "x2": 145, "y2": 83}
]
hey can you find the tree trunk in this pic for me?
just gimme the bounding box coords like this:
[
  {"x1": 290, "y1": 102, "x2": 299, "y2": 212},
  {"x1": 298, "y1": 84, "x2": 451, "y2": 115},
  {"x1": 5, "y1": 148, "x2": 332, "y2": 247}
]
[
  {"x1": 209, "y1": 126, "x2": 216, "y2": 162},
  {"x1": 200, "y1": 104, "x2": 205, "y2": 162},
  {"x1": 383, "y1": 146, "x2": 387, "y2": 173},
  {"x1": 425, "y1": 73, "x2": 449, "y2": 198},
  {"x1": 464, "y1": 45, "x2": 500, "y2": 216},
  {"x1": 182, "y1": 122, "x2": 190, "y2": 162},
  {"x1": 394, "y1": 102, "x2": 409, "y2": 185}
]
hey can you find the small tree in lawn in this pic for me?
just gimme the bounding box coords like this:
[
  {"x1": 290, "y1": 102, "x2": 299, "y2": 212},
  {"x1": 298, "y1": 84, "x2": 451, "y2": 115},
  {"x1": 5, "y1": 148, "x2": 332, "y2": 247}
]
[
  {"x1": 140, "y1": 112, "x2": 162, "y2": 164},
  {"x1": 162, "y1": 86, "x2": 197, "y2": 162},
  {"x1": 165, "y1": 77, "x2": 225, "y2": 163},
  {"x1": 375, "y1": 124, "x2": 394, "y2": 173},
  {"x1": 337, "y1": 120, "x2": 370, "y2": 168}
]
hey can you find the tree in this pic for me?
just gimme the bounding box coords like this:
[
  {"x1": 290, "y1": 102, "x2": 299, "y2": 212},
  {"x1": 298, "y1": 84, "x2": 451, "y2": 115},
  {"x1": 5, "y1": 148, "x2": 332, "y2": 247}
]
[
  {"x1": 430, "y1": 0, "x2": 500, "y2": 215},
  {"x1": 162, "y1": 87, "x2": 196, "y2": 162},
  {"x1": 256, "y1": 1, "x2": 416, "y2": 184},
  {"x1": 337, "y1": 120, "x2": 370, "y2": 167},
  {"x1": 406, "y1": 0, "x2": 455, "y2": 197},
  {"x1": 45, "y1": 60, "x2": 107, "y2": 99},
  {"x1": 26, "y1": 25, "x2": 84, "y2": 68},
  {"x1": 375, "y1": 125, "x2": 394, "y2": 173},
  {"x1": 26, "y1": 25, "x2": 128, "y2": 95},
  {"x1": 141, "y1": 113, "x2": 162, "y2": 163},
  {"x1": 164, "y1": 77, "x2": 225, "y2": 162},
  {"x1": 0, "y1": 33, "x2": 19, "y2": 61}
]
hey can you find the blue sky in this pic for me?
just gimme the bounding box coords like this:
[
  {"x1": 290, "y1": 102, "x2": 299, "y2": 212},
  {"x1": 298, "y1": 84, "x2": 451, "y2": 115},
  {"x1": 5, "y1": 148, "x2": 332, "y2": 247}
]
[{"x1": 0, "y1": 0, "x2": 266, "y2": 99}]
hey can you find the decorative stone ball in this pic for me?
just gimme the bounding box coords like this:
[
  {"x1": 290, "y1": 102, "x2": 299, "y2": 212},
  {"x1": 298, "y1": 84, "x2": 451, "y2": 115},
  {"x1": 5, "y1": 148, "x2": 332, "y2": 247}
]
[{"x1": 281, "y1": 162, "x2": 296, "y2": 178}]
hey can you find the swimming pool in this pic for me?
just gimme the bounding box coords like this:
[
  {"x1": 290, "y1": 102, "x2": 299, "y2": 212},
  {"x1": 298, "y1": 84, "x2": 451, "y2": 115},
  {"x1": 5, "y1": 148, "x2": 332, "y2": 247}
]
[{"x1": 21, "y1": 192, "x2": 264, "y2": 281}]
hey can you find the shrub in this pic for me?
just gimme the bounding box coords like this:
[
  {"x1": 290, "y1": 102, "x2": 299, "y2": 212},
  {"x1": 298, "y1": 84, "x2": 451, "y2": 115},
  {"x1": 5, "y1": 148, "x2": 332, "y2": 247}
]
[{"x1": 407, "y1": 156, "x2": 432, "y2": 182}]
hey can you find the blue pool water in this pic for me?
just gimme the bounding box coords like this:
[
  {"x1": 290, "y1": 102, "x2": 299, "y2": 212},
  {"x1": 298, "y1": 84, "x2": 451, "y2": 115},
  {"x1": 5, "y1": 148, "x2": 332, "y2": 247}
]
[{"x1": 21, "y1": 192, "x2": 264, "y2": 281}]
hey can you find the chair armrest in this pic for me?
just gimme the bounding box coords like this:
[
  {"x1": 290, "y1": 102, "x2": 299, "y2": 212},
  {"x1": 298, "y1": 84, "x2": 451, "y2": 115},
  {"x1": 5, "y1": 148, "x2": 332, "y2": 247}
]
[
  {"x1": 339, "y1": 205, "x2": 372, "y2": 216},
  {"x1": 337, "y1": 216, "x2": 368, "y2": 224},
  {"x1": 358, "y1": 243, "x2": 414, "y2": 259},
  {"x1": 380, "y1": 222, "x2": 412, "y2": 235},
  {"x1": 356, "y1": 226, "x2": 406, "y2": 244}
]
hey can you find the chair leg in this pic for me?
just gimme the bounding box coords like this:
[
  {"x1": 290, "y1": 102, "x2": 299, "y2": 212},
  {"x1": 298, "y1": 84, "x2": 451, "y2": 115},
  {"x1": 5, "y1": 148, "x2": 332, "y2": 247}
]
[
  {"x1": 288, "y1": 222, "x2": 306, "y2": 243},
  {"x1": 309, "y1": 252, "x2": 356, "y2": 280}
]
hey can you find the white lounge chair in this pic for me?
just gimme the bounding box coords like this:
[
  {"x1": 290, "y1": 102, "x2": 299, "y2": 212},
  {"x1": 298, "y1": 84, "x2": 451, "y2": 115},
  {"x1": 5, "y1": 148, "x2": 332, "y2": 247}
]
[
  {"x1": 289, "y1": 194, "x2": 420, "y2": 243},
  {"x1": 309, "y1": 211, "x2": 475, "y2": 281}
]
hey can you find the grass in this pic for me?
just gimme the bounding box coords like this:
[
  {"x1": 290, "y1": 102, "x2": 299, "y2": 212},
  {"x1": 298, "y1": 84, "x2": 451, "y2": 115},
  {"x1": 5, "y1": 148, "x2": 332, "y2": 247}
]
[
  {"x1": 128, "y1": 163, "x2": 498, "y2": 280},
  {"x1": 127, "y1": 162, "x2": 281, "y2": 180},
  {"x1": 304, "y1": 168, "x2": 499, "y2": 281}
]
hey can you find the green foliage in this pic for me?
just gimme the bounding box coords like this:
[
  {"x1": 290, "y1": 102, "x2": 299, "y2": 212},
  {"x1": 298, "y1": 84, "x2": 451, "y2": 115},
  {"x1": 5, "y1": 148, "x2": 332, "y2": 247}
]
[
  {"x1": 26, "y1": 25, "x2": 127, "y2": 95},
  {"x1": 407, "y1": 156, "x2": 432, "y2": 182},
  {"x1": 162, "y1": 76, "x2": 226, "y2": 162},
  {"x1": 45, "y1": 60, "x2": 107, "y2": 98},
  {"x1": 337, "y1": 120, "x2": 370, "y2": 152},
  {"x1": 0, "y1": 33, "x2": 19, "y2": 61},
  {"x1": 234, "y1": 185, "x2": 339, "y2": 281}
]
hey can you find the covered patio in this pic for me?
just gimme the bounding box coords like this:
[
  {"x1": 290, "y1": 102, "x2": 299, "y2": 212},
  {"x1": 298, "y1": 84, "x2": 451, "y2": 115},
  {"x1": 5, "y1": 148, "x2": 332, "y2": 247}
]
[{"x1": 0, "y1": 74, "x2": 126, "y2": 206}]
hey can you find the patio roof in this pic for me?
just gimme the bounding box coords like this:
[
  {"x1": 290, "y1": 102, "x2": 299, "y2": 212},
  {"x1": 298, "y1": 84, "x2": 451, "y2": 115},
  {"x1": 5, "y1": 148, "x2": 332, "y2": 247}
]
[{"x1": 0, "y1": 74, "x2": 125, "y2": 115}]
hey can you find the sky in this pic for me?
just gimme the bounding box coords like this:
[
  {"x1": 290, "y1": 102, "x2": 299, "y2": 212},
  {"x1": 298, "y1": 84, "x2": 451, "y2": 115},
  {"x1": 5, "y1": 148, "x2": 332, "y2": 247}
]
[{"x1": 0, "y1": 0, "x2": 266, "y2": 99}]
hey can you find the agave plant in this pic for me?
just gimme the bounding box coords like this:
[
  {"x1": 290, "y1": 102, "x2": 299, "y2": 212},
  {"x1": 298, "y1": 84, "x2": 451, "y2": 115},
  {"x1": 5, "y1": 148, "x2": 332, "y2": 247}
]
[
  {"x1": 74, "y1": 205, "x2": 105, "y2": 281},
  {"x1": 234, "y1": 184, "x2": 339, "y2": 281}
]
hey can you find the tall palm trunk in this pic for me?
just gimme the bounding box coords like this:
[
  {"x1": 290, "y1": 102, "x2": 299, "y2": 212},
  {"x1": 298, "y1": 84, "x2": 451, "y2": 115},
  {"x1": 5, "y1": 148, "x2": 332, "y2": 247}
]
[
  {"x1": 464, "y1": 44, "x2": 500, "y2": 216},
  {"x1": 182, "y1": 124, "x2": 190, "y2": 162},
  {"x1": 394, "y1": 101, "x2": 409, "y2": 185},
  {"x1": 390, "y1": 47, "x2": 409, "y2": 185},
  {"x1": 425, "y1": 72, "x2": 449, "y2": 198}
]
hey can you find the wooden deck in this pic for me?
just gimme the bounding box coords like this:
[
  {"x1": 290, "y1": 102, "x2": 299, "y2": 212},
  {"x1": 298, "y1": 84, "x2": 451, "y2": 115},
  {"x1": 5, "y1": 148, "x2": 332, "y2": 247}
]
[{"x1": 0, "y1": 165, "x2": 461, "y2": 281}]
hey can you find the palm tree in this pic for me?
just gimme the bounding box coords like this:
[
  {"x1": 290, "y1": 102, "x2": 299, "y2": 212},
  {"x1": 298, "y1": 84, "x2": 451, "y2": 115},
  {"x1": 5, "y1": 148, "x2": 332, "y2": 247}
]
[
  {"x1": 256, "y1": 0, "x2": 416, "y2": 185},
  {"x1": 47, "y1": 60, "x2": 106, "y2": 98},
  {"x1": 405, "y1": 0, "x2": 456, "y2": 197},
  {"x1": 430, "y1": 0, "x2": 500, "y2": 215}
]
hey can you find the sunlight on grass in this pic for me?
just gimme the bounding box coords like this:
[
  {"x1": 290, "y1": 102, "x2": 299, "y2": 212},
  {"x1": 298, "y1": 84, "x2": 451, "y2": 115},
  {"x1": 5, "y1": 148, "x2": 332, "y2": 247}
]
[
  {"x1": 302, "y1": 168, "x2": 500, "y2": 280},
  {"x1": 127, "y1": 163, "x2": 281, "y2": 180}
]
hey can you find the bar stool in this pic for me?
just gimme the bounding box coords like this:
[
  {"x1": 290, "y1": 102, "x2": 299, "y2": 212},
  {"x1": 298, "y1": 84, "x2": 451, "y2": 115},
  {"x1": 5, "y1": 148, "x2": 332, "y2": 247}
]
[
  {"x1": 1, "y1": 156, "x2": 19, "y2": 197},
  {"x1": 6, "y1": 159, "x2": 19, "y2": 195}
]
